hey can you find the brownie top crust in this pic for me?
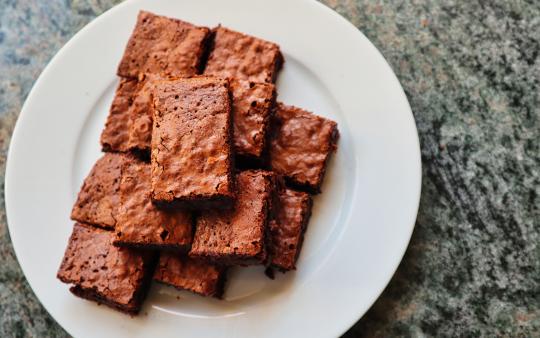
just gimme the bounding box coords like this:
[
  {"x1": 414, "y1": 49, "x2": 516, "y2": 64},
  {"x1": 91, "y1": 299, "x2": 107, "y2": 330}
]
[
  {"x1": 117, "y1": 11, "x2": 210, "y2": 79},
  {"x1": 124, "y1": 74, "x2": 159, "y2": 152},
  {"x1": 204, "y1": 26, "x2": 283, "y2": 83},
  {"x1": 150, "y1": 76, "x2": 234, "y2": 203},
  {"x1": 70, "y1": 153, "x2": 125, "y2": 229},
  {"x1": 101, "y1": 74, "x2": 168, "y2": 153},
  {"x1": 230, "y1": 79, "x2": 276, "y2": 159},
  {"x1": 269, "y1": 103, "x2": 339, "y2": 193},
  {"x1": 115, "y1": 157, "x2": 192, "y2": 248},
  {"x1": 100, "y1": 78, "x2": 138, "y2": 152},
  {"x1": 190, "y1": 170, "x2": 275, "y2": 264},
  {"x1": 154, "y1": 253, "x2": 226, "y2": 297},
  {"x1": 57, "y1": 223, "x2": 154, "y2": 308}
]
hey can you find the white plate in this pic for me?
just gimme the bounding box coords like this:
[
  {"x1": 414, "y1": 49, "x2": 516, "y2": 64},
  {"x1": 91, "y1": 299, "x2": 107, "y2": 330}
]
[{"x1": 5, "y1": 0, "x2": 421, "y2": 337}]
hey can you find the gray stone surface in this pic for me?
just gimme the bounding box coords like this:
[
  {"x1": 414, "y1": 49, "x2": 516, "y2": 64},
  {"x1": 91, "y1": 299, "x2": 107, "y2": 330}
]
[{"x1": 0, "y1": 0, "x2": 538, "y2": 337}]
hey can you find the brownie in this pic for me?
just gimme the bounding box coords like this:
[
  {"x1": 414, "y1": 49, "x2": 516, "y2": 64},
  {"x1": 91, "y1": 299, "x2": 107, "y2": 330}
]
[
  {"x1": 71, "y1": 153, "x2": 125, "y2": 229},
  {"x1": 154, "y1": 252, "x2": 226, "y2": 298},
  {"x1": 101, "y1": 74, "x2": 166, "y2": 154},
  {"x1": 189, "y1": 170, "x2": 276, "y2": 266},
  {"x1": 114, "y1": 156, "x2": 193, "y2": 251},
  {"x1": 124, "y1": 74, "x2": 162, "y2": 153},
  {"x1": 268, "y1": 188, "x2": 313, "y2": 272},
  {"x1": 230, "y1": 79, "x2": 276, "y2": 162},
  {"x1": 269, "y1": 103, "x2": 339, "y2": 193},
  {"x1": 100, "y1": 78, "x2": 138, "y2": 153},
  {"x1": 117, "y1": 11, "x2": 210, "y2": 79},
  {"x1": 204, "y1": 26, "x2": 283, "y2": 83},
  {"x1": 57, "y1": 223, "x2": 155, "y2": 314},
  {"x1": 150, "y1": 77, "x2": 235, "y2": 209}
]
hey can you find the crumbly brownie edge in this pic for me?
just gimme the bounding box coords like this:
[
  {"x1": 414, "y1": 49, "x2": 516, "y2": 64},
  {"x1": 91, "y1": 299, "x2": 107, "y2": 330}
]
[
  {"x1": 154, "y1": 267, "x2": 227, "y2": 299},
  {"x1": 112, "y1": 240, "x2": 191, "y2": 253},
  {"x1": 70, "y1": 286, "x2": 139, "y2": 315},
  {"x1": 151, "y1": 193, "x2": 235, "y2": 211},
  {"x1": 271, "y1": 193, "x2": 314, "y2": 273},
  {"x1": 187, "y1": 252, "x2": 266, "y2": 267}
]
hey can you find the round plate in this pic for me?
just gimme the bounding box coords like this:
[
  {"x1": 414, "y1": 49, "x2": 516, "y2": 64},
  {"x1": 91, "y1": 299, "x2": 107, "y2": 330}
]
[{"x1": 5, "y1": 0, "x2": 421, "y2": 337}]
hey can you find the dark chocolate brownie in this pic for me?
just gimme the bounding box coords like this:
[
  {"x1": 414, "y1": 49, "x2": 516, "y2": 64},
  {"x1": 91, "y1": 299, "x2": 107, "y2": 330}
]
[
  {"x1": 124, "y1": 74, "x2": 165, "y2": 153},
  {"x1": 189, "y1": 170, "x2": 276, "y2": 266},
  {"x1": 230, "y1": 79, "x2": 276, "y2": 162},
  {"x1": 114, "y1": 156, "x2": 193, "y2": 251},
  {"x1": 154, "y1": 252, "x2": 227, "y2": 298},
  {"x1": 268, "y1": 188, "x2": 313, "y2": 272},
  {"x1": 71, "y1": 153, "x2": 125, "y2": 229},
  {"x1": 101, "y1": 74, "x2": 166, "y2": 154},
  {"x1": 100, "y1": 78, "x2": 138, "y2": 153},
  {"x1": 150, "y1": 77, "x2": 235, "y2": 209},
  {"x1": 269, "y1": 103, "x2": 339, "y2": 193},
  {"x1": 57, "y1": 223, "x2": 155, "y2": 315},
  {"x1": 117, "y1": 11, "x2": 210, "y2": 79},
  {"x1": 204, "y1": 26, "x2": 283, "y2": 83}
]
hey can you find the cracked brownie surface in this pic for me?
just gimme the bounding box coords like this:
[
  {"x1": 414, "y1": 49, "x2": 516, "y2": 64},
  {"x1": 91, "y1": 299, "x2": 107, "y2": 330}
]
[
  {"x1": 117, "y1": 11, "x2": 210, "y2": 79},
  {"x1": 150, "y1": 76, "x2": 235, "y2": 209},
  {"x1": 114, "y1": 156, "x2": 192, "y2": 251},
  {"x1": 70, "y1": 153, "x2": 126, "y2": 229},
  {"x1": 57, "y1": 223, "x2": 155, "y2": 314}
]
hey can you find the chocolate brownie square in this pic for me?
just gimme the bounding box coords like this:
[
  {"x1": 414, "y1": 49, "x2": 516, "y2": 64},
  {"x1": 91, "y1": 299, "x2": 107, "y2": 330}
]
[
  {"x1": 117, "y1": 11, "x2": 210, "y2": 79},
  {"x1": 204, "y1": 26, "x2": 283, "y2": 83},
  {"x1": 114, "y1": 156, "x2": 193, "y2": 251},
  {"x1": 57, "y1": 223, "x2": 155, "y2": 314},
  {"x1": 100, "y1": 78, "x2": 138, "y2": 153},
  {"x1": 268, "y1": 188, "x2": 313, "y2": 272},
  {"x1": 189, "y1": 170, "x2": 276, "y2": 266},
  {"x1": 150, "y1": 77, "x2": 235, "y2": 209},
  {"x1": 269, "y1": 103, "x2": 339, "y2": 193},
  {"x1": 71, "y1": 153, "x2": 125, "y2": 229},
  {"x1": 230, "y1": 79, "x2": 276, "y2": 162},
  {"x1": 154, "y1": 252, "x2": 226, "y2": 298}
]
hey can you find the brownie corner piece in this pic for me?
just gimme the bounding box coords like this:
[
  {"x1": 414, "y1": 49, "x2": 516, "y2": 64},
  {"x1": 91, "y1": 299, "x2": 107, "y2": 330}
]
[
  {"x1": 269, "y1": 188, "x2": 313, "y2": 272},
  {"x1": 150, "y1": 76, "x2": 235, "y2": 209},
  {"x1": 269, "y1": 103, "x2": 339, "y2": 193},
  {"x1": 113, "y1": 156, "x2": 193, "y2": 251},
  {"x1": 189, "y1": 170, "x2": 277, "y2": 266},
  {"x1": 70, "y1": 152, "x2": 126, "y2": 229},
  {"x1": 204, "y1": 26, "x2": 283, "y2": 83},
  {"x1": 154, "y1": 252, "x2": 227, "y2": 298},
  {"x1": 57, "y1": 223, "x2": 155, "y2": 314},
  {"x1": 117, "y1": 11, "x2": 210, "y2": 79}
]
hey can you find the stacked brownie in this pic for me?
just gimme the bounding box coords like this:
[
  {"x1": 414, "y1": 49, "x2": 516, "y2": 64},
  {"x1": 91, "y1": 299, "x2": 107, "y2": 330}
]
[{"x1": 58, "y1": 10, "x2": 339, "y2": 315}]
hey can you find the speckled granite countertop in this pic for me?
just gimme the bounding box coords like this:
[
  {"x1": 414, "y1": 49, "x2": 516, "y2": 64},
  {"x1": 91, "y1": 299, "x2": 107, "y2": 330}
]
[{"x1": 1, "y1": 0, "x2": 538, "y2": 337}]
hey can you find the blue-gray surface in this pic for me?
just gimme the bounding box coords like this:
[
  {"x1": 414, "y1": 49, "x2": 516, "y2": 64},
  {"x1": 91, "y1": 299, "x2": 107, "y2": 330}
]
[{"x1": 0, "y1": 0, "x2": 538, "y2": 337}]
